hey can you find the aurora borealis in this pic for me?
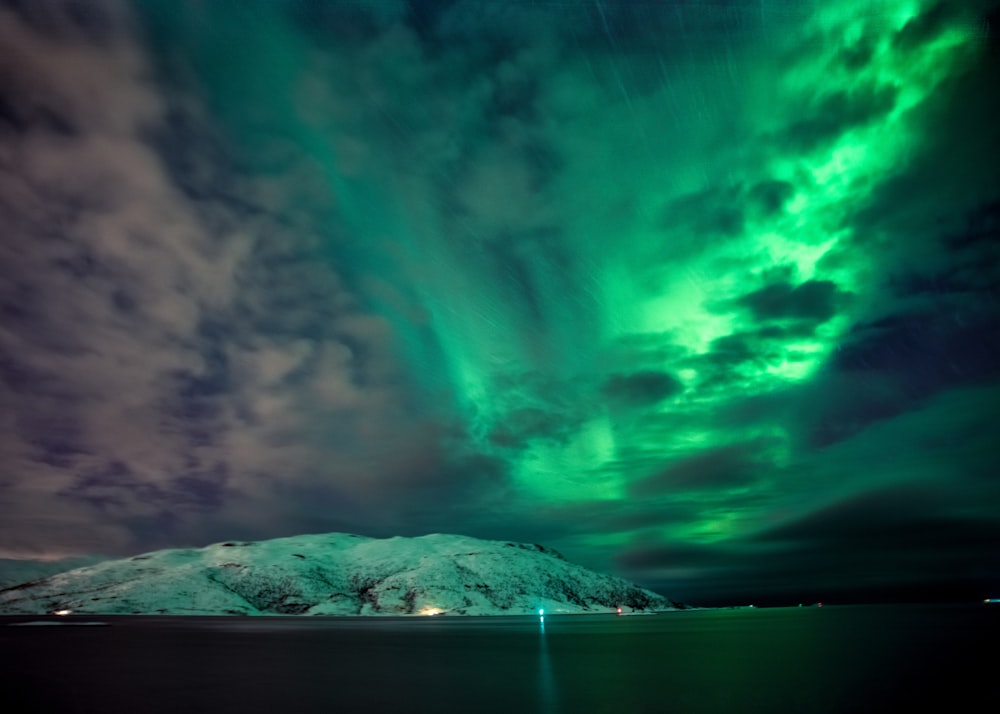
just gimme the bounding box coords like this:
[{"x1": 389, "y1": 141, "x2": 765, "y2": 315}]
[{"x1": 1, "y1": 0, "x2": 998, "y2": 605}]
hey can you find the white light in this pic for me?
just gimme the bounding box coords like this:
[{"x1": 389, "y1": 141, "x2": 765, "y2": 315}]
[
  {"x1": 53, "y1": 609, "x2": 72, "y2": 616},
  {"x1": 538, "y1": 608, "x2": 544, "y2": 616}
]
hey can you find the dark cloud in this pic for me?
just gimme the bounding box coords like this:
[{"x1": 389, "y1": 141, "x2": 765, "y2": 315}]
[
  {"x1": 631, "y1": 437, "x2": 775, "y2": 496},
  {"x1": 618, "y1": 540, "x2": 725, "y2": 572},
  {"x1": 711, "y1": 321, "x2": 822, "y2": 358},
  {"x1": 490, "y1": 369, "x2": 577, "y2": 403},
  {"x1": 848, "y1": 19, "x2": 1000, "y2": 244},
  {"x1": 705, "y1": 332, "x2": 759, "y2": 367},
  {"x1": 875, "y1": 198, "x2": 1000, "y2": 312},
  {"x1": 831, "y1": 305, "x2": 1000, "y2": 404},
  {"x1": 945, "y1": 198, "x2": 1000, "y2": 254},
  {"x1": 490, "y1": 407, "x2": 572, "y2": 448},
  {"x1": 757, "y1": 484, "x2": 1000, "y2": 549},
  {"x1": 61, "y1": 457, "x2": 228, "y2": 516},
  {"x1": 685, "y1": 333, "x2": 773, "y2": 393},
  {"x1": 811, "y1": 11, "x2": 1000, "y2": 459},
  {"x1": 584, "y1": 0, "x2": 813, "y2": 51},
  {"x1": 736, "y1": 279, "x2": 848, "y2": 325},
  {"x1": 709, "y1": 383, "x2": 797, "y2": 430},
  {"x1": 619, "y1": 482, "x2": 1000, "y2": 605},
  {"x1": 836, "y1": 34, "x2": 877, "y2": 72},
  {"x1": 602, "y1": 370, "x2": 683, "y2": 407},
  {"x1": 746, "y1": 179, "x2": 795, "y2": 217},
  {"x1": 780, "y1": 83, "x2": 898, "y2": 152},
  {"x1": 748, "y1": 485, "x2": 1000, "y2": 600},
  {"x1": 661, "y1": 185, "x2": 746, "y2": 241},
  {"x1": 793, "y1": 371, "x2": 911, "y2": 449},
  {"x1": 657, "y1": 178, "x2": 797, "y2": 260},
  {"x1": 688, "y1": 320, "x2": 842, "y2": 395},
  {"x1": 24, "y1": 411, "x2": 88, "y2": 468},
  {"x1": 289, "y1": 0, "x2": 403, "y2": 46},
  {"x1": 0, "y1": 0, "x2": 125, "y2": 43},
  {"x1": 893, "y1": 1, "x2": 966, "y2": 51}
]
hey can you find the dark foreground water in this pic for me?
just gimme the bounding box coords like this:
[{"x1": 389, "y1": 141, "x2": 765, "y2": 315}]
[{"x1": 1, "y1": 604, "x2": 996, "y2": 713}]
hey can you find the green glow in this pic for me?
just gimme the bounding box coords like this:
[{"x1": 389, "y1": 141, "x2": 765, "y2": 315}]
[
  {"x1": 764, "y1": 351, "x2": 819, "y2": 382},
  {"x1": 411, "y1": 1, "x2": 975, "y2": 525},
  {"x1": 135, "y1": 0, "x2": 987, "y2": 551},
  {"x1": 515, "y1": 417, "x2": 621, "y2": 501},
  {"x1": 808, "y1": 143, "x2": 874, "y2": 187},
  {"x1": 679, "y1": 509, "x2": 745, "y2": 543},
  {"x1": 755, "y1": 233, "x2": 838, "y2": 282}
]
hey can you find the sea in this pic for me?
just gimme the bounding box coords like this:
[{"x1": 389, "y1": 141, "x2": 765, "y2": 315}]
[{"x1": 1, "y1": 603, "x2": 996, "y2": 713}]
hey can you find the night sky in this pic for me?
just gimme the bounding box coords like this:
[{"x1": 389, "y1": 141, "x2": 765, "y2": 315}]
[{"x1": 1, "y1": 0, "x2": 998, "y2": 606}]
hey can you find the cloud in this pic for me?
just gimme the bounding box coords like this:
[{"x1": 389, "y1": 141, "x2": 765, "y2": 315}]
[
  {"x1": 747, "y1": 179, "x2": 796, "y2": 217},
  {"x1": 489, "y1": 407, "x2": 574, "y2": 448},
  {"x1": 893, "y1": 1, "x2": 972, "y2": 51},
  {"x1": 779, "y1": 83, "x2": 899, "y2": 152},
  {"x1": 0, "y1": 0, "x2": 507, "y2": 555},
  {"x1": 1, "y1": 0, "x2": 997, "y2": 608},
  {"x1": 660, "y1": 185, "x2": 747, "y2": 242},
  {"x1": 618, "y1": 477, "x2": 1000, "y2": 605},
  {"x1": 602, "y1": 370, "x2": 683, "y2": 407},
  {"x1": 631, "y1": 437, "x2": 777, "y2": 496},
  {"x1": 736, "y1": 279, "x2": 848, "y2": 325},
  {"x1": 0, "y1": 0, "x2": 228, "y2": 549},
  {"x1": 756, "y1": 483, "x2": 999, "y2": 549},
  {"x1": 656, "y1": 178, "x2": 797, "y2": 260},
  {"x1": 829, "y1": 302, "x2": 1000, "y2": 419}
]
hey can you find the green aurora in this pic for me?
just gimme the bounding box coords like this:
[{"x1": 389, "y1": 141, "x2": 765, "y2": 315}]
[{"x1": 1, "y1": 0, "x2": 998, "y2": 604}]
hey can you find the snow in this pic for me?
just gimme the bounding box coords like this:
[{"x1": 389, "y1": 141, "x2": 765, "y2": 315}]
[{"x1": 0, "y1": 532, "x2": 677, "y2": 616}]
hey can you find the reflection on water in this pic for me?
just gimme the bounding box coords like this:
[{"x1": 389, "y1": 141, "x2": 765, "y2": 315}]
[
  {"x1": 537, "y1": 616, "x2": 557, "y2": 714},
  {"x1": 1, "y1": 605, "x2": 997, "y2": 713}
]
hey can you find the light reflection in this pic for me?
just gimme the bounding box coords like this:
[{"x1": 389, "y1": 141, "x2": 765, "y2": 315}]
[{"x1": 537, "y1": 613, "x2": 557, "y2": 713}]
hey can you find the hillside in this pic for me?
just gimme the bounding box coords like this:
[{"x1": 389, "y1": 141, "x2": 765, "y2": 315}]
[{"x1": 0, "y1": 533, "x2": 676, "y2": 616}]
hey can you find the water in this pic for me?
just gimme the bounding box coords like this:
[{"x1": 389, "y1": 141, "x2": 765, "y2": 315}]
[{"x1": 1, "y1": 604, "x2": 995, "y2": 713}]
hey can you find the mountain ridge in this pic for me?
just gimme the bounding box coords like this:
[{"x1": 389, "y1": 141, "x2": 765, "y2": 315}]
[{"x1": 0, "y1": 532, "x2": 678, "y2": 616}]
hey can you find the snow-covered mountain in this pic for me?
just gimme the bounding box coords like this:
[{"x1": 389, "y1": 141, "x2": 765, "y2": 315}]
[{"x1": 0, "y1": 533, "x2": 677, "y2": 616}]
